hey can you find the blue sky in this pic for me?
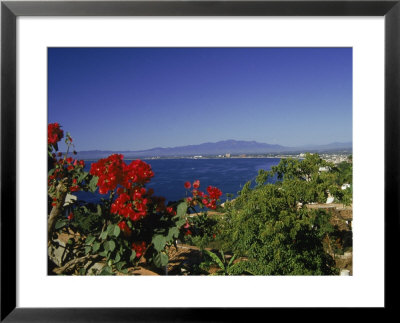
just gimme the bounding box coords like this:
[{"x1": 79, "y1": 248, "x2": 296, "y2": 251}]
[{"x1": 48, "y1": 48, "x2": 352, "y2": 151}]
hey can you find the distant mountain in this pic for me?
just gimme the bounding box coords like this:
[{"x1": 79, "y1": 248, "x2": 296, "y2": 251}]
[
  {"x1": 296, "y1": 142, "x2": 353, "y2": 152},
  {"x1": 74, "y1": 140, "x2": 352, "y2": 160}
]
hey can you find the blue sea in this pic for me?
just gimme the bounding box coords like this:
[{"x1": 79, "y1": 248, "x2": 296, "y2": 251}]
[{"x1": 75, "y1": 158, "x2": 281, "y2": 204}]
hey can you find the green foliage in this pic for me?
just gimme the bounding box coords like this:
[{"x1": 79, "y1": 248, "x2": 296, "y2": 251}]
[
  {"x1": 81, "y1": 200, "x2": 189, "y2": 274},
  {"x1": 183, "y1": 213, "x2": 218, "y2": 250},
  {"x1": 219, "y1": 154, "x2": 341, "y2": 275},
  {"x1": 203, "y1": 249, "x2": 239, "y2": 275},
  {"x1": 72, "y1": 204, "x2": 103, "y2": 234},
  {"x1": 335, "y1": 161, "x2": 352, "y2": 185},
  {"x1": 340, "y1": 185, "x2": 352, "y2": 206}
]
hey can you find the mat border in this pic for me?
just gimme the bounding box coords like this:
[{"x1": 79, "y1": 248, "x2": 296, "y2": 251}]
[{"x1": 1, "y1": 1, "x2": 398, "y2": 321}]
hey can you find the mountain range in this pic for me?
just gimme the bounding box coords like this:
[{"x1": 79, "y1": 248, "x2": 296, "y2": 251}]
[{"x1": 73, "y1": 140, "x2": 352, "y2": 160}]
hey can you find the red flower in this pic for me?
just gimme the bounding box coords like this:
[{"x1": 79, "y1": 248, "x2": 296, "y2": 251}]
[
  {"x1": 207, "y1": 186, "x2": 222, "y2": 200},
  {"x1": 48, "y1": 123, "x2": 64, "y2": 146},
  {"x1": 184, "y1": 181, "x2": 191, "y2": 189},
  {"x1": 89, "y1": 155, "x2": 154, "y2": 196},
  {"x1": 193, "y1": 180, "x2": 200, "y2": 189},
  {"x1": 166, "y1": 207, "x2": 176, "y2": 216},
  {"x1": 132, "y1": 241, "x2": 146, "y2": 258},
  {"x1": 123, "y1": 159, "x2": 154, "y2": 187},
  {"x1": 118, "y1": 221, "x2": 132, "y2": 236},
  {"x1": 90, "y1": 154, "x2": 125, "y2": 194},
  {"x1": 67, "y1": 212, "x2": 74, "y2": 220},
  {"x1": 185, "y1": 230, "x2": 192, "y2": 236},
  {"x1": 111, "y1": 190, "x2": 149, "y2": 221}
]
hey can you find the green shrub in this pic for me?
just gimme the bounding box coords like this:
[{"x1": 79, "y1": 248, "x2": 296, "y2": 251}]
[{"x1": 219, "y1": 154, "x2": 341, "y2": 275}]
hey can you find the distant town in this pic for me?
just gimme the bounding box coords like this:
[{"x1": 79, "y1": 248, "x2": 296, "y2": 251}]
[
  {"x1": 147, "y1": 151, "x2": 352, "y2": 165},
  {"x1": 74, "y1": 140, "x2": 352, "y2": 162}
]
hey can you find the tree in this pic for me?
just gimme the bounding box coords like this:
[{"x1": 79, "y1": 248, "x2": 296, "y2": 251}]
[{"x1": 219, "y1": 154, "x2": 339, "y2": 275}]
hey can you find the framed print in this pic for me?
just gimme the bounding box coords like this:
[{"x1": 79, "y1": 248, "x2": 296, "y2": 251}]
[{"x1": 1, "y1": 0, "x2": 398, "y2": 321}]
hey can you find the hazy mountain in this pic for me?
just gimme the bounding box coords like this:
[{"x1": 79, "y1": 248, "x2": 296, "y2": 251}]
[
  {"x1": 296, "y1": 142, "x2": 353, "y2": 152},
  {"x1": 73, "y1": 140, "x2": 352, "y2": 160}
]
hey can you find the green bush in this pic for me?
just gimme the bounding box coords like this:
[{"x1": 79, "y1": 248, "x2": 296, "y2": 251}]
[
  {"x1": 219, "y1": 154, "x2": 341, "y2": 275},
  {"x1": 183, "y1": 213, "x2": 218, "y2": 250}
]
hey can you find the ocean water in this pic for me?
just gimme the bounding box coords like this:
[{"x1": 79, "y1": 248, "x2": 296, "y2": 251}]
[{"x1": 75, "y1": 158, "x2": 280, "y2": 204}]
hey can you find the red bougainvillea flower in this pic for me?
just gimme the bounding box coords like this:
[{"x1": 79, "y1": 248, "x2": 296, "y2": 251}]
[
  {"x1": 67, "y1": 212, "x2": 74, "y2": 221},
  {"x1": 70, "y1": 179, "x2": 80, "y2": 192},
  {"x1": 118, "y1": 221, "x2": 132, "y2": 236},
  {"x1": 206, "y1": 186, "x2": 223, "y2": 200},
  {"x1": 166, "y1": 207, "x2": 176, "y2": 216},
  {"x1": 193, "y1": 180, "x2": 200, "y2": 189},
  {"x1": 90, "y1": 154, "x2": 125, "y2": 194},
  {"x1": 185, "y1": 230, "x2": 192, "y2": 236},
  {"x1": 48, "y1": 123, "x2": 64, "y2": 146},
  {"x1": 90, "y1": 155, "x2": 153, "y2": 195},
  {"x1": 184, "y1": 181, "x2": 191, "y2": 189},
  {"x1": 111, "y1": 188, "x2": 149, "y2": 221},
  {"x1": 184, "y1": 220, "x2": 190, "y2": 229},
  {"x1": 122, "y1": 159, "x2": 154, "y2": 187},
  {"x1": 132, "y1": 241, "x2": 147, "y2": 258}
]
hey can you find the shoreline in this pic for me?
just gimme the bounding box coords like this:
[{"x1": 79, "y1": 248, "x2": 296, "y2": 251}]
[{"x1": 80, "y1": 156, "x2": 289, "y2": 162}]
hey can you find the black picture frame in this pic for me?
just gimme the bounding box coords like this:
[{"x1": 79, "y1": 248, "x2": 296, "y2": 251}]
[{"x1": 1, "y1": 0, "x2": 398, "y2": 321}]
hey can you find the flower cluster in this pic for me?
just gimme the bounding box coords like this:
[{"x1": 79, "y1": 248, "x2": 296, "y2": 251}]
[
  {"x1": 48, "y1": 157, "x2": 85, "y2": 191},
  {"x1": 131, "y1": 241, "x2": 146, "y2": 258},
  {"x1": 118, "y1": 221, "x2": 132, "y2": 236},
  {"x1": 90, "y1": 154, "x2": 156, "y2": 222},
  {"x1": 89, "y1": 154, "x2": 126, "y2": 194},
  {"x1": 90, "y1": 155, "x2": 154, "y2": 195},
  {"x1": 111, "y1": 187, "x2": 149, "y2": 221},
  {"x1": 48, "y1": 122, "x2": 64, "y2": 146},
  {"x1": 184, "y1": 180, "x2": 222, "y2": 210},
  {"x1": 123, "y1": 160, "x2": 154, "y2": 187}
]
